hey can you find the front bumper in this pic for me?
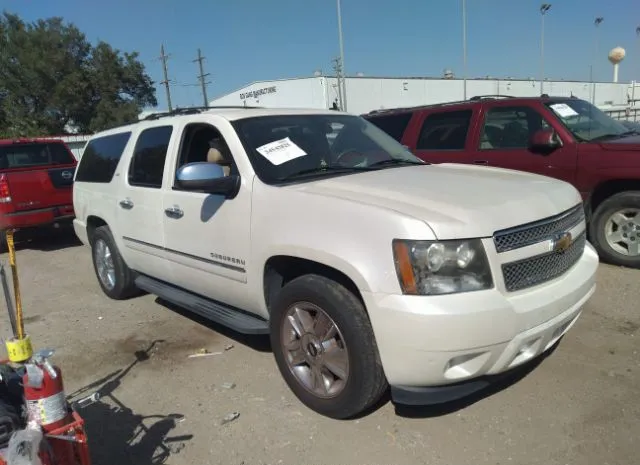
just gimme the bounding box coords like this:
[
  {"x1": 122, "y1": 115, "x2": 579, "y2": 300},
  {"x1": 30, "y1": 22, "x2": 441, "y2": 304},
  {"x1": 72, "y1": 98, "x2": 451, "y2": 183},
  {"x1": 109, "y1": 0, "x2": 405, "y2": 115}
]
[{"x1": 362, "y1": 241, "x2": 598, "y2": 401}]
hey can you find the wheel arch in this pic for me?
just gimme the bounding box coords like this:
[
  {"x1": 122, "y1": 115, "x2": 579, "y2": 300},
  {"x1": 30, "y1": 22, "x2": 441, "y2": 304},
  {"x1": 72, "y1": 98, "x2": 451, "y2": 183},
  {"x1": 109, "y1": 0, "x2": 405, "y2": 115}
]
[
  {"x1": 86, "y1": 215, "x2": 108, "y2": 245},
  {"x1": 587, "y1": 179, "x2": 640, "y2": 220},
  {"x1": 263, "y1": 255, "x2": 367, "y2": 314}
]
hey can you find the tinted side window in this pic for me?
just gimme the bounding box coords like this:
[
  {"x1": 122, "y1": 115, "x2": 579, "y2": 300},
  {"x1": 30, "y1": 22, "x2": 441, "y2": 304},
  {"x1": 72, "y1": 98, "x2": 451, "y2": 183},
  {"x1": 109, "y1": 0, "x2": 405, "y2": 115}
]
[
  {"x1": 128, "y1": 126, "x2": 173, "y2": 188},
  {"x1": 75, "y1": 132, "x2": 132, "y2": 183},
  {"x1": 480, "y1": 106, "x2": 550, "y2": 150},
  {"x1": 366, "y1": 113, "x2": 412, "y2": 142},
  {"x1": 48, "y1": 143, "x2": 76, "y2": 164},
  {"x1": 417, "y1": 110, "x2": 472, "y2": 150}
]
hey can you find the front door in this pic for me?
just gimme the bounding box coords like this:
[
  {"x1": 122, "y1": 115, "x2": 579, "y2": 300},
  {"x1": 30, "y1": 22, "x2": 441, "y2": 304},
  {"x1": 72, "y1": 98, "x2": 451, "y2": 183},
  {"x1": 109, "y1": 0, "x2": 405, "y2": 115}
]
[
  {"x1": 116, "y1": 125, "x2": 174, "y2": 282},
  {"x1": 468, "y1": 103, "x2": 578, "y2": 184},
  {"x1": 162, "y1": 120, "x2": 252, "y2": 310}
]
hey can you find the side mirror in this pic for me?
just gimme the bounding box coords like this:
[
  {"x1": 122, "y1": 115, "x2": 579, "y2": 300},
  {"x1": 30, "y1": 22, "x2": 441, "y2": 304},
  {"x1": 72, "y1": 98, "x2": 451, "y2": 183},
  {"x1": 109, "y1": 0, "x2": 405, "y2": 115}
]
[
  {"x1": 529, "y1": 128, "x2": 561, "y2": 152},
  {"x1": 176, "y1": 162, "x2": 240, "y2": 198}
]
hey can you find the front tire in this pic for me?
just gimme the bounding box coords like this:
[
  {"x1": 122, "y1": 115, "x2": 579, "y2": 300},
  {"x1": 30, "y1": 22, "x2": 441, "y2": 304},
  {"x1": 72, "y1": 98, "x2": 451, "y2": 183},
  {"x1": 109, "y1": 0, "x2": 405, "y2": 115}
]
[
  {"x1": 270, "y1": 274, "x2": 388, "y2": 419},
  {"x1": 90, "y1": 226, "x2": 138, "y2": 299},
  {"x1": 590, "y1": 191, "x2": 640, "y2": 269}
]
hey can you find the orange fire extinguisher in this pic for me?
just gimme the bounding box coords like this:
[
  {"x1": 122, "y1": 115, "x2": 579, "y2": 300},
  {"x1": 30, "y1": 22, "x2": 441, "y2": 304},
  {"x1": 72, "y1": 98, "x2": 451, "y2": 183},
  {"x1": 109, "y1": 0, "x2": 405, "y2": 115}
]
[{"x1": 23, "y1": 349, "x2": 76, "y2": 463}]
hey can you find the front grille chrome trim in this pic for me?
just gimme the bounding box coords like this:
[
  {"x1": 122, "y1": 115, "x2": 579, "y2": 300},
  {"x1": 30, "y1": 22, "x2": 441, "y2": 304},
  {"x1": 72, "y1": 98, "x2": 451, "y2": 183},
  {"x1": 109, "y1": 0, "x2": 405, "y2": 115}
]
[{"x1": 493, "y1": 204, "x2": 585, "y2": 253}]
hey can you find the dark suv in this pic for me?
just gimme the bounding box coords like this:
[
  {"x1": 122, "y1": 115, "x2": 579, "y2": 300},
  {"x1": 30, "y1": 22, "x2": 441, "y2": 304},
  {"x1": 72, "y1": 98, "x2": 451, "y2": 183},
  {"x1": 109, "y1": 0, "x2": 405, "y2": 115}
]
[{"x1": 363, "y1": 95, "x2": 640, "y2": 269}]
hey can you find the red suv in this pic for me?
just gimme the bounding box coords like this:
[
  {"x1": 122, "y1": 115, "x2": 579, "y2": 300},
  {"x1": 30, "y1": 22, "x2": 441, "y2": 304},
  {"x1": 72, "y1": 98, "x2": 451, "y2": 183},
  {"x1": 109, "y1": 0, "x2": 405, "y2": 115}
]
[
  {"x1": 0, "y1": 138, "x2": 77, "y2": 242},
  {"x1": 363, "y1": 95, "x2": 640, "y2": 269}
]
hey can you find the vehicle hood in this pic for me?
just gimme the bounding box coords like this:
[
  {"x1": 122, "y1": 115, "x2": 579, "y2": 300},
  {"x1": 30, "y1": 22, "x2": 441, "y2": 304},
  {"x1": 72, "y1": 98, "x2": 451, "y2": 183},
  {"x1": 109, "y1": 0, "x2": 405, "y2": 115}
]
[
  {"x1": 296, "y1": 164, "x2": 581, "y2": 239},
  {"x1": 598, "y1": 134, "x2": 640, "y2": 151}
]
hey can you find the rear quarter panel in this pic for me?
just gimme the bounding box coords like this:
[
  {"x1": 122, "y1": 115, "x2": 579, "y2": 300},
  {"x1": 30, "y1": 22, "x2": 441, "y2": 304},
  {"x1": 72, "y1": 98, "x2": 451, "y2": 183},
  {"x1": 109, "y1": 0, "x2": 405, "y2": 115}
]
[{"x1": 72, "y1": 133, "x2": 137, "y2": 251}]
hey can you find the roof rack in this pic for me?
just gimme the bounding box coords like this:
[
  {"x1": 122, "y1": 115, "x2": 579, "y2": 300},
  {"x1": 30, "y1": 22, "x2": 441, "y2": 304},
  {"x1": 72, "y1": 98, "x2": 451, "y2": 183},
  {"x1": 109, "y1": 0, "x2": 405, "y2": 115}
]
[
  {"x1": 468, "y1": 95, "x2": 516, "y2": 101},
  {"x1": 141, "y1": 105, "x2": 263, "y2": 121},
  {"x1": 363, "y1": 99, "x2": 473, "y2": 115}
]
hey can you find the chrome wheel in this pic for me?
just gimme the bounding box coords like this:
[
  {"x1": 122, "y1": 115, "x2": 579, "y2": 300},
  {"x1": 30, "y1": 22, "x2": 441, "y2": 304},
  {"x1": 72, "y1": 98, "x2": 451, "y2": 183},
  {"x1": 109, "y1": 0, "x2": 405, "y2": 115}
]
[
  {"x1": 94, "y1": 238, "x2": 116, "y2": 290},
  {"x1": 281, "y1": 302, "x2": 349, "y2": 399},
  {"x1": 604, "y1": 208, "x2": 640, "y2": 256}
]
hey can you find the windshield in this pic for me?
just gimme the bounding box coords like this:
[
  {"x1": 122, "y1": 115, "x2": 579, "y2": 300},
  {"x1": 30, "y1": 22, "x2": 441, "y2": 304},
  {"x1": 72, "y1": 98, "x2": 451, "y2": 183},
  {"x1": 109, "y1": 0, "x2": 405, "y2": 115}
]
[
  {"x1": 545, "y1": 99, "x2": 630, "y2": 142},
  {"x1": 232, "y1": 114, "x2": 424, "y2": 184}
]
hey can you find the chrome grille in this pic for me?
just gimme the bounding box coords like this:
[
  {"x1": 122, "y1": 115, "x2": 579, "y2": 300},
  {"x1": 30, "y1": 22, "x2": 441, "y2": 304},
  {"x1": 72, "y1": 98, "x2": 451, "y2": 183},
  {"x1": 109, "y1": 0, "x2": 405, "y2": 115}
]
[
  {"x1": 502, "y1": 232, "x2": 586, "y2": 292},
  {"x1": 493, "y1": 204, "x2": 585, "y2": 253}
]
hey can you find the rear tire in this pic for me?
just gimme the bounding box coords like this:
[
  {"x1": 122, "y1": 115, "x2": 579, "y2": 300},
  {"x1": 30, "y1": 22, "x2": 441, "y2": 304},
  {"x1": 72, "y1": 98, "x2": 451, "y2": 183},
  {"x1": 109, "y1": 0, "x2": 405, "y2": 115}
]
[
  {"x1": 590, "y1": 191, "x2": 640, "y2": 268},
  {"x1": 270, "y1": 274, "x2": 388, "y2": 419},
  {"x1": 90, "y1": 226, "x2": 138, "y2": 299}
]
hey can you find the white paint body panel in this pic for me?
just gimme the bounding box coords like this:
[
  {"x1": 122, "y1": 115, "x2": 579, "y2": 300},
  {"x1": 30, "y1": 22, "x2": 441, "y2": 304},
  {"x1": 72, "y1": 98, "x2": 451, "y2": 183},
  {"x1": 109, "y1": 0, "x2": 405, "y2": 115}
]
[{"x1": 73, "y1": 108, "x2": 598, "y2": 388}]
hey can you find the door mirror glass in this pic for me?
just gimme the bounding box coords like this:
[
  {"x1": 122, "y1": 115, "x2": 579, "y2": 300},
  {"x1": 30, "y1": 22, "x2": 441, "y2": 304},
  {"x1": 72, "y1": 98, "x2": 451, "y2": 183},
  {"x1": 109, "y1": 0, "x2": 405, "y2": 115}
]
[
  {"x1": 176, "y1": 162, "x2": 240, "y2": 198},
  {"x1": 529, "y1": 128, "x2": 561, "y2": 152}
]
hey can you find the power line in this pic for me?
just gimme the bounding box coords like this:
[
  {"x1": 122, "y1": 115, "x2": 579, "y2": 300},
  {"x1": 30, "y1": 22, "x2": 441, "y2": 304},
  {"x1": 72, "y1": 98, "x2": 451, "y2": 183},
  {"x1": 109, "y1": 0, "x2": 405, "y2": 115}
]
[
  {"x1": 193, "y1": 48, "x2": 211, "y2": 107},
  {"x1": 159, "y1": 44, "x2": 173, "y2": 111}
]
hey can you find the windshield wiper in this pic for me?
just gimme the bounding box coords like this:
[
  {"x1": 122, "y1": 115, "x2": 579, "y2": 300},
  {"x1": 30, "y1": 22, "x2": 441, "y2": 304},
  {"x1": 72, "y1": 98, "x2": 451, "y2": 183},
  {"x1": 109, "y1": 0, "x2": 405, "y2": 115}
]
[
  {"x1": 367, "y1": 159, "x2": 427, "y2": 168},
  {"x1": 276, "y1": 165, "x2": 375, "y2": 181}
]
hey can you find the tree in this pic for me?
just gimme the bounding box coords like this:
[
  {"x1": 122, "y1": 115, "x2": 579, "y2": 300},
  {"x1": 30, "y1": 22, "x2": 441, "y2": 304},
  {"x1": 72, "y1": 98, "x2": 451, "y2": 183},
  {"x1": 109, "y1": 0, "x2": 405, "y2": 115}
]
[{"x1": 0, "y1": 12, "x2": 157, "y2": 137}]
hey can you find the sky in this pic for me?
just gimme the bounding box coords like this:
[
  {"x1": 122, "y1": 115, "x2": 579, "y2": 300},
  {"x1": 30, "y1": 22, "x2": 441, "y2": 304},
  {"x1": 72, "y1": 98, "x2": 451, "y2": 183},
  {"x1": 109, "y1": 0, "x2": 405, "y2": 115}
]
[{"x1": 2, "y1": 0, "x2": 639, "y2": 111}]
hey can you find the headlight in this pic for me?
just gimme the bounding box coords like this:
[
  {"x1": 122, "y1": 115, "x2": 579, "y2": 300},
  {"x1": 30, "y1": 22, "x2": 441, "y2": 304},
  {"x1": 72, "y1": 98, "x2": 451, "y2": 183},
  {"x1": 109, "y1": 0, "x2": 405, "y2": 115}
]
[{"x1": 392, "y1": 239, "x2": 493, "y2": 295}]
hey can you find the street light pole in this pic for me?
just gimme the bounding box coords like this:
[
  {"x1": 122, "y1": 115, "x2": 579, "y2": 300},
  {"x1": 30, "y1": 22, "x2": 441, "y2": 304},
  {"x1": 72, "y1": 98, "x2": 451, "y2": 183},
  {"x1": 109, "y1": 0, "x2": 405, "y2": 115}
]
[
  {"x1": 462, "y1": 0, "x2": 468, "y2": 100},
  {"x1": 539, "y1": 4, "x2": 551, "y2": 95},
  {"x1": 336, "y1": 0, "x2": 347, "y2": 111},
  {"x1": 592, "y1": 17, "x2": 604, "y2": 104}
]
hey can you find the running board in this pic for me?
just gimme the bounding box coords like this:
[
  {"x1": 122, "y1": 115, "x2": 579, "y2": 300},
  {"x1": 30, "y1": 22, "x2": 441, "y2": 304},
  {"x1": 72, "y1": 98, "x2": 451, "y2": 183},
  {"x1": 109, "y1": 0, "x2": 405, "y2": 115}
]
[{"x1": 135, "y1": 275, "x2": 270, "y2": 335}]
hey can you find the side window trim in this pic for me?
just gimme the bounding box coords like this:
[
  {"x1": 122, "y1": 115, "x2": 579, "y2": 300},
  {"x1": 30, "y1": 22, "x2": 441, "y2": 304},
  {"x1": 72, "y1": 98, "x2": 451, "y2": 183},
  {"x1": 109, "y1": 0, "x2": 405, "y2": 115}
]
[{"x1": 127, "y1": 125, "x2": 174, "y2": 189}]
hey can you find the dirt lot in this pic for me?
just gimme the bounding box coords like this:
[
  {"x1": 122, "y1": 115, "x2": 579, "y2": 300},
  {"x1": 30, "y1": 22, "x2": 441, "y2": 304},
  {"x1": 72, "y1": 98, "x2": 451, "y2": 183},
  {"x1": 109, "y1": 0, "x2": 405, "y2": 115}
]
[{"x1": 1, "y1": 231, "x2": 639, "y2": 465}]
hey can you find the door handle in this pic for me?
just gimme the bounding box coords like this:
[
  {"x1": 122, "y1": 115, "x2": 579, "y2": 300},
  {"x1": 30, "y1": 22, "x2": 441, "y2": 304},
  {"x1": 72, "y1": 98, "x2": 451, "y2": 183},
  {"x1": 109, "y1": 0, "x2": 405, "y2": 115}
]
[
  {"x1": 164, "y1": 206, "x2": 184, "y2": 219},
  {"x1": 119, "y1": 199, "x2": 134, "y2": 209},
  {"x1": 474, "y1": 160, "x2": 489, "y2": 165}
]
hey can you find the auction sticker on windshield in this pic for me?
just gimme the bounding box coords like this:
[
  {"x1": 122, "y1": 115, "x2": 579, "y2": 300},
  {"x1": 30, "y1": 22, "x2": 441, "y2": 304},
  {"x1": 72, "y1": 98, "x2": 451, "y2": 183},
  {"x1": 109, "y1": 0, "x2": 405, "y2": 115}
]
[
  {"x1": 256, "y1": 137, "x2": 307, "y2": 165},
  {"x1": 550, "y1": 103, "x2": 579, "y2": 118}
]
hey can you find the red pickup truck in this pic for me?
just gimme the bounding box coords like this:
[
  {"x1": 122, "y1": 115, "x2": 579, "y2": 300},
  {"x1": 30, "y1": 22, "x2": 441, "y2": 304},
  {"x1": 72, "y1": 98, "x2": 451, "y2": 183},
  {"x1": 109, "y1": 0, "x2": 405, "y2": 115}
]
[
  {"x1": 0, "y1": 138, "x2": 77, "y2": 244},
  {"x1": 363, "y1": 96, "x2": 640, "y2": 269}
]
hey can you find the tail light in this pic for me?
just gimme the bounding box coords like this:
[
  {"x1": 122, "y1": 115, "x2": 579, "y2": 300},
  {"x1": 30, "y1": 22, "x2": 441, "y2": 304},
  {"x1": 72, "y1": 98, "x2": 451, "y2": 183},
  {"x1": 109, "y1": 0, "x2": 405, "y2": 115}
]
[{"x1": 0, "y1": 174, "x2": 11, "y2": 203}]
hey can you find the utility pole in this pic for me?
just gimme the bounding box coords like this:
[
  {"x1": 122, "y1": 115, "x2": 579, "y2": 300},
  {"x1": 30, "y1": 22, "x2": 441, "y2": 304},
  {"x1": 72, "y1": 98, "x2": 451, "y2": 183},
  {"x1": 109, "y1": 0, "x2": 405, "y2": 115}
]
[
  {"x1": 331, "y1": 57, "x2": 344, "y2": 110},
  {"x1": 539, "y1": 4, "x2": 552, "y2": 95},
  {"x1": 336, "y1": 0, "x2": 347, "y2": 111},
  {"x1": 159, "y1": 44, "x2": 173, "y2": 112},
  {"x1": 462, "y1": 0, "x2": 468, "y2": 100},
  {"x1": 193, "y1": 48, "x2": 210, "y2": 107}
]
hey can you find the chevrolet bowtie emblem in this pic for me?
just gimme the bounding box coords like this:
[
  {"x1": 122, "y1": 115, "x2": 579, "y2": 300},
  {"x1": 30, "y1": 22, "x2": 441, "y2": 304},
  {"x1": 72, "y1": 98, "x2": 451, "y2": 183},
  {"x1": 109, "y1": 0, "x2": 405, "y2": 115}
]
[{"x1": 551, "y1": 232, "x2": 572, "y2": 253}]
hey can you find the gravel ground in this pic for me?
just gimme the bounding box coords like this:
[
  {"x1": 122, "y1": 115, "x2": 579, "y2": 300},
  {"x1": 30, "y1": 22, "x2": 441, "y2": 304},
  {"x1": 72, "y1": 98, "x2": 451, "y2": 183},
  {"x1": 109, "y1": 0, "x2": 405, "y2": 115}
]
[{"x1": 1, "y1": 230, "x2": 639, "y2": 465}]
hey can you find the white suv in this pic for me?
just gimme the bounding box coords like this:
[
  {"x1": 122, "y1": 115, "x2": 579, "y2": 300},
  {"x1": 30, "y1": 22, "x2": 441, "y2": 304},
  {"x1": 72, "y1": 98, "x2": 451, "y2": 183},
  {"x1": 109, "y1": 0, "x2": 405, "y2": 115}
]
[{"x1": 73, "y1": 106, "x2": 598, "y2": 419}]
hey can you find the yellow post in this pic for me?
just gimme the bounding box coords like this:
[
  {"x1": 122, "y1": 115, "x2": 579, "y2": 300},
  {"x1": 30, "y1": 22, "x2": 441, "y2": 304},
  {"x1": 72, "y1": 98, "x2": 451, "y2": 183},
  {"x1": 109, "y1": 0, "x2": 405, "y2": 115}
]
[
  {"x1": 4, "y1": 229, "x2": 32, "y2": 362},
  {"x1": 5, "y1": 230, "x2": 24, "y2": 339}
]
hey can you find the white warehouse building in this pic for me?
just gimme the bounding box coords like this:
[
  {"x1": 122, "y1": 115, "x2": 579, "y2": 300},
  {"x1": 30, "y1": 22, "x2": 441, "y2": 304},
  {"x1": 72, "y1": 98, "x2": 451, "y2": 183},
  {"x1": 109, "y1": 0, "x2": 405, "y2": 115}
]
[{"x1": 210, "y1": 75, "x2": 638, "y2": 115}]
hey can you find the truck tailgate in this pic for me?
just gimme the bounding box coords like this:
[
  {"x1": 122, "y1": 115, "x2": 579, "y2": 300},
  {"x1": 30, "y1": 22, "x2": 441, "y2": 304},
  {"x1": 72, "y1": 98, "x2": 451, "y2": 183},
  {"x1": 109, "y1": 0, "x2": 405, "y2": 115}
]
[{"x1": 4, "y1": 165, "x2": 76, "y2": 212}]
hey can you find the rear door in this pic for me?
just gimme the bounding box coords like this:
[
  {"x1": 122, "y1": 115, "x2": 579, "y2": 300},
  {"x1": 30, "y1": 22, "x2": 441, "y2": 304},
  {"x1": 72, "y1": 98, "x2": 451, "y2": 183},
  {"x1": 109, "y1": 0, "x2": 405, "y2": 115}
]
[
  {"x1": 467, "y1": 101, "x2": 578, "y2": 183},
  {"x1": 364, "y1": 112, "x2": 413, "y2": 144},
  {"x1": 406, "y1": 107, "x2": 479, "y2": 164},
  {"x1": 0, "y1": 141, "x2": 77, "y2": 212},
  {"x1": 115, "y1": 125, "x2": 175, "y2": 282}
]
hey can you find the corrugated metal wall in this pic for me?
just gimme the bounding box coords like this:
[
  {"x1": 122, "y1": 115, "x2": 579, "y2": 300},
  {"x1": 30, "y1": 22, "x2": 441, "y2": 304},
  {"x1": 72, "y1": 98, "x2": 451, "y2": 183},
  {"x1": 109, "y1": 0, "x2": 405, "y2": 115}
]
[
  {"x1": 211, "y1": 76, "x2": 633, "y2": 115},
  {"x1": 59, "y1": 134, "x2": 90, "y2": 160}
]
